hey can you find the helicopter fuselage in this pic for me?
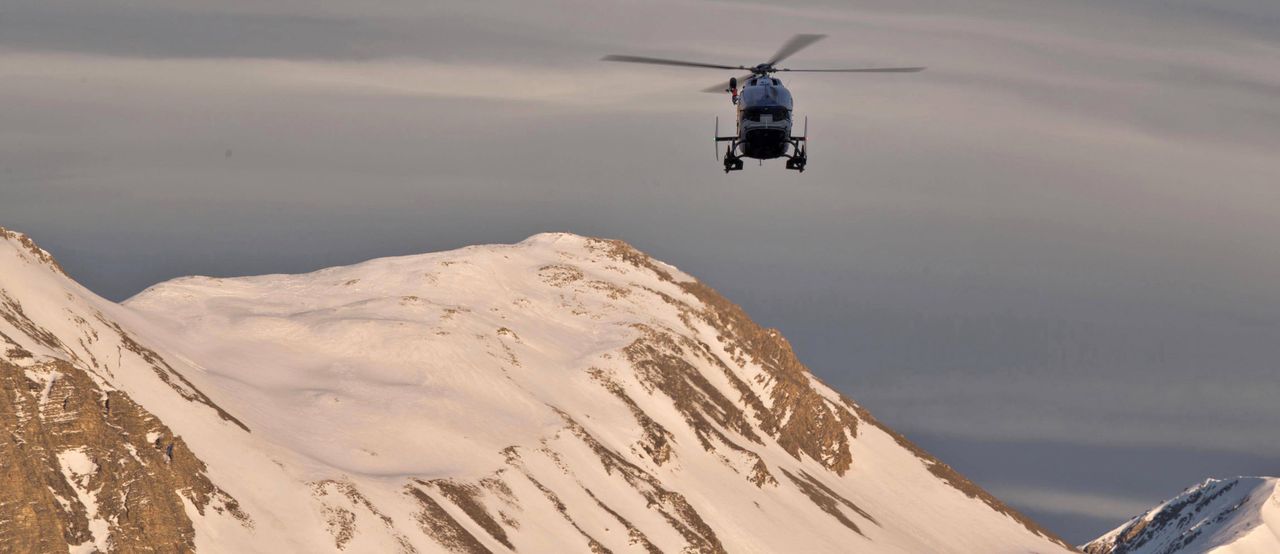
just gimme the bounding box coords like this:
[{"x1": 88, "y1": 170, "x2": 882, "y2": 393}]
[{"x1": 735, "y1": 76, "x2": 795, "y2": 160}]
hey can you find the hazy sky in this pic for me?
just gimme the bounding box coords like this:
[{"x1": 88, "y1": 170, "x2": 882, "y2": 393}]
[{"x1": 2, "y1": 0, "x2": 1278, "y2": 543}]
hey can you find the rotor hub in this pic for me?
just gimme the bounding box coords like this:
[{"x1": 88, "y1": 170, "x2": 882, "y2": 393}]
[{"x1": 601, "y1": 33, "x2": 924, "y2": 94}]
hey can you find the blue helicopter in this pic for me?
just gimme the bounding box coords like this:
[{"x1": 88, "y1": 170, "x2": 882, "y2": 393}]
[{"x1": 605, "y1": 34, "x2": 923, "y2": 173}]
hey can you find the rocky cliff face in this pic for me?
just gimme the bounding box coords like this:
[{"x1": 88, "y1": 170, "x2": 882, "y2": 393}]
[
  {"x1": 0, "y1": 229, "x2": 249, "y2": 552},
  {"x1": 0, "y1": 359, "x2": 247, "y2": 552},
  {"x1": 0, "y1": 227, "x2": 1073, "y2": 553}
]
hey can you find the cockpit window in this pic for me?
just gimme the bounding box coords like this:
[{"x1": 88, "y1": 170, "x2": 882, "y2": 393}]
[{"x1": 739, "y1": 84, "x2": 793, "y2": 110}]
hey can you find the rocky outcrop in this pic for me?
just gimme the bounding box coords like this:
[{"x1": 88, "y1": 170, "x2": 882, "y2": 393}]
[
  {"x1": 586, "y1": 237, "x2": 1073, "y2": 550},
  {"x1": 0, "y1": 228, "x2": 66, "y2": 276},
  {"x1": 0, "y1": 359, "x2": 247, "y2": 552}
]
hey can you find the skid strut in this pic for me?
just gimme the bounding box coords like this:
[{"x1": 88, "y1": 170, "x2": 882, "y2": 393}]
[
  {"x1": 786, "y1": 116, "x2": 808, "y2": 172},
  {"x1": 715, "y1": 116, "x2": 743, "y2": 172}
]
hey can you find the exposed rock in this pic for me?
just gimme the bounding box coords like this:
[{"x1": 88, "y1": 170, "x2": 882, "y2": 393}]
[
  {"x1": 418, "y1": 479, "x2": 513, "y2": 550},
  {"x1": 586, "y1": 237, "x2": 1074, "y2": 550},
  {"x1": 313, "y1": 479, "x2": 415, "y2": 553},
  {"x1": 0, "y1": 227, "x2": 66, "y2": 276},
  {"x1": 406, "y1": 485, "x2": 491, "y2": 554},
  {"x1": 780, "y1": 467, "x2": 877, "y2": 535},
  {"x1": 0, "y1": 359, "x2": 248, "y2": 552},
  {"x1": 554, "y1": 409, "x2": 726, "y2": 554}
]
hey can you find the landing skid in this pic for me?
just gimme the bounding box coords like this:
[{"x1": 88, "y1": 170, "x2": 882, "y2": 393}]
[
  {"x1": 715, "y1": 117, "x2": 742, "y2": 173},
  {"x1": 785, "y1": 138, "x2": 807, "y2": 172},
  {"x1": 718, "y1": 141, "x2": 805, "y2": 173},
  {"x1": 787, "y1": 117, "x2": 808, "y2": 172},
  {"x1": 714, "y1": 116, "x2": 808, "y2": 173},
  {"x1": 723, "y1": 145, "x2": 744, "y2": 173}
]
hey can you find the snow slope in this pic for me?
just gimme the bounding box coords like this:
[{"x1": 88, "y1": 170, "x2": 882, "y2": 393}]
[
  {"x1": 0, "y1": 227, "x2": 1074, "y2": 553},
  {"x1": 1084, "y1": 477, "x2": 1280, "y2": 554}
]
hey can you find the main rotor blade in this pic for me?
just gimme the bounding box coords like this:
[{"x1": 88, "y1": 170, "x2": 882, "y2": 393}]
[
  {"x1": 601, "y1": 54, "x2": 743, "y2": 70},
  {"x1": 766, "y1": 34, "x2": 827, "y2": 66},
  {"x1": 700, "y1": 73, "x2": 754, "y2": 93},
  {"x1": 779, "y1": 67, "x2": 926, "y2": 72}
]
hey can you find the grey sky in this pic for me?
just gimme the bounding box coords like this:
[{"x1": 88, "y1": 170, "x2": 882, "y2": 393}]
[{"x1": 2, "y1": 0, "x2": 1278, "y2": 543}]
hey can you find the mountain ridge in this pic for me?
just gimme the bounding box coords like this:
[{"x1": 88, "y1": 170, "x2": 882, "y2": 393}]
[
  {"x1": 1083, "y1": 476, "x2": 1280, "y2": 554},
  {"x1": 0, "y1": 226, "x2": 1073, "y2": 552}
]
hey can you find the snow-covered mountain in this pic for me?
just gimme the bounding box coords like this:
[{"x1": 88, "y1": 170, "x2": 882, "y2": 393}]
[
  {"x1": 1083, "y1": 477, "x2": 1280, "y2": 554},
  {"x1": 0, "y1": 226, "x2": 1074, "y2": 553}
]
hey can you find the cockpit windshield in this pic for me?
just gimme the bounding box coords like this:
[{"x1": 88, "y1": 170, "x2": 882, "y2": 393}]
[{"x1": 739, "y1": 83, "x2": 793, "y2": 111}]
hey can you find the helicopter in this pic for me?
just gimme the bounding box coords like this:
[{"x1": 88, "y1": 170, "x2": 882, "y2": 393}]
[{"x1": 604, "y1": 34, "x2": 923, "y2": 173}]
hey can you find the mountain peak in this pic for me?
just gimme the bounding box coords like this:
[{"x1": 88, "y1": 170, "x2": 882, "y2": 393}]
[
  {"x1": 1084, "y1": 476, "x2": 1280, "y2": 554},
  {"x1": 0, "y1": 226, "x2": 67, "y2": 276},
  {"x1": 2, "y1": 228, "x2": 1073, "y2": 552},
  {"x1": 517, "y1": 230, "x2": 593, "y2": 245}
]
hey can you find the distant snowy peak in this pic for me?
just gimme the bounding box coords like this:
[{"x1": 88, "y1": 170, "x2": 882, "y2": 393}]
[{"x1": 1084, "y1": 477, "x2": 1280, "y2": 554}]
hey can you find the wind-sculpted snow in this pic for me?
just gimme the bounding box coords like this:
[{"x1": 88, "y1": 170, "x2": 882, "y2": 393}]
[
  {"x1": 1, "y1": 227, "x2": 1074, "y2": 552},
  {"x1": 1084, "y1": 477, "x2": 1280, "y2": 554}
]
